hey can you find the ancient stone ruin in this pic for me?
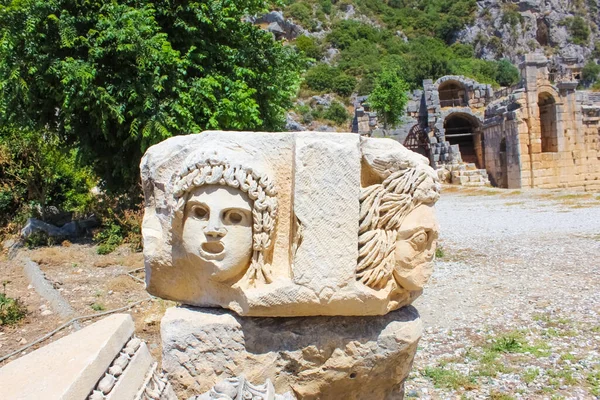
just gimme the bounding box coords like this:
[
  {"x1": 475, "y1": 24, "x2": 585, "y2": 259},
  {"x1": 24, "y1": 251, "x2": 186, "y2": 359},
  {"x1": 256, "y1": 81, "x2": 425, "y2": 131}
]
[
  {"x1": 355, "y1": 53, "x2": 600, "y2": 191},
  {"x1": 0, "y1": 131, "x2": 440, "y2": 399}
]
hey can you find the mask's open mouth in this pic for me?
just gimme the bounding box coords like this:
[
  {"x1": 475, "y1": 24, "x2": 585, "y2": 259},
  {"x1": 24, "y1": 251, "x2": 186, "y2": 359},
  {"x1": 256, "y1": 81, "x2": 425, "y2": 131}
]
[{"x1": 202, "y1": 242, "x2": 224, "y2": 255}]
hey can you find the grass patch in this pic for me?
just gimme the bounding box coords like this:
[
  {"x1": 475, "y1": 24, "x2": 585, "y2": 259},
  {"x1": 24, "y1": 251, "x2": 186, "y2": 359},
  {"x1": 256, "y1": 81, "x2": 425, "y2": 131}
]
[
  {"x1": 422, "y1": 366, "x2": 478, "y2": 390},
  {"x1": 489, "y1": 331, "x2": 525, "y2": 353},
  {"x1": 487, "y1": 330, "x2": 551, "y2": 357},
  {"x1": 560, "y1": 352, "x2": 577, "y2": 362},
  {"x1": 489, "y1": 391, "x2": 515, "y2": 400},
  {"x1": 532, "y1": 313, "x2": 571, "y2": 327},
  {"x1": 587, "y1": 368, "x2": 600, "y2": 396},
  {"x1": 475, "y1": 349, "x2": 513, "y2": 377},
  {"x1": 463, "y1": 188, "x2": 502, "y2": 196},
  {"x1": 435, "y1": 245, "x2": 445, "y2": 258},
  {"x1": 548, "y1": 368, "x2": 578, "y2": 386},
  {"x1": 90, "y1": 303, "x2": 105, "y2": 312},
  {"x1": 522, "y1": 367, "x2": 539, "y2": 384}
]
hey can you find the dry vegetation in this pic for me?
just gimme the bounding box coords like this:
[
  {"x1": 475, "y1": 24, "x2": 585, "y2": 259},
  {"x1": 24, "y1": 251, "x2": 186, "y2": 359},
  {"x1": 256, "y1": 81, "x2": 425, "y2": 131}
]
[{"x1": 0, "y1": 243, "x2": 173, "y2": 366}]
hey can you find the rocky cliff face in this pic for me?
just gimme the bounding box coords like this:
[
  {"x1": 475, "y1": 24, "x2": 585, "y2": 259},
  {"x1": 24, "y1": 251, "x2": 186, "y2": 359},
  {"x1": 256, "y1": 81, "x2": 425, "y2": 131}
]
[{"x1": 459, "y1": 0, "x2": 598, "y2": 63}]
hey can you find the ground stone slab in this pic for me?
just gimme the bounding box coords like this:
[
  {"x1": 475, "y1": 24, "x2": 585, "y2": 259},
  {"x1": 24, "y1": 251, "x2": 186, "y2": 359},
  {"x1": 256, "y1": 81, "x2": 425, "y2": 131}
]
[
  {"x1": 161, "y1": 306, "x2": 422, "y2": 400},
  {"x1": 0, "y1": 314, "x2": 176, "y2": 400}
]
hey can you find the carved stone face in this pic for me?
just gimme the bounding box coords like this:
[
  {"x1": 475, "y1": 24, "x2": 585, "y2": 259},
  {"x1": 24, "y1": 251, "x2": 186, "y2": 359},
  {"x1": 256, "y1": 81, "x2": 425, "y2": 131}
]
[
  {"x1": 181, "y1": 185, "x2": 253, "y2": 282},
  {"x1": 393, "y1": 204, "x2": 439, "y2": 291}
]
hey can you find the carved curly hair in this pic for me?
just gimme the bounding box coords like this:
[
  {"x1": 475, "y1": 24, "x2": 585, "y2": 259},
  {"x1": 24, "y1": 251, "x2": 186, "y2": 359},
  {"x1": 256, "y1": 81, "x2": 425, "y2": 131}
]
[{"x1": 357, "y1": 163, "x2": 440, "y2": 289}]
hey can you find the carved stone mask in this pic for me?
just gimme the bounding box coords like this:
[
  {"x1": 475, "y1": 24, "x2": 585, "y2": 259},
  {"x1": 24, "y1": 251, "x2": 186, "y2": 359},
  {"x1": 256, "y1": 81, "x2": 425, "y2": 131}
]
[
  {"x1": 181, "y1": 185, "x2": 253, "y2": 282},
  {"x1": 393, "y1": 204, "x2": 439, "y2": 291}
]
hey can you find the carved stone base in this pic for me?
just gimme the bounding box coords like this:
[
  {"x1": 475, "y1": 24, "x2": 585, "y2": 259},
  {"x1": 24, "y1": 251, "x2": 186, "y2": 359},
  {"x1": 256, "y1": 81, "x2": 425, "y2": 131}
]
[{"x1": 161, "y1": 306, "x2": 422, "y2": 400}]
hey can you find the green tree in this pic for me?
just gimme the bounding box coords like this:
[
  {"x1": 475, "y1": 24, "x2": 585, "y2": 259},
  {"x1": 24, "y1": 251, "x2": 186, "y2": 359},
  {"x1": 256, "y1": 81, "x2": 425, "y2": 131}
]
[
  {"x1": 368, "y1": 69, "x2": 409, "y2": 129},
  {"x1": 495, "y1": 59, "x2": 521, "y2": 87},
  {"x1": 0, "y1": 0, "x2": 303, "y2": 193},
  {"x1": 581, "y1": 61, "x2": 600, "y2": 88},
  {"x1": 0, "y1": 127, "x2": 96, "y2": 224}
]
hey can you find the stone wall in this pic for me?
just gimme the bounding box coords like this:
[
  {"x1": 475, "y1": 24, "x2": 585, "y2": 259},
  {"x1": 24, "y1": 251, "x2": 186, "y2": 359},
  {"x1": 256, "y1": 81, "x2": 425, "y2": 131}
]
[
  {"x1": 483, "y1": 95, "x2": 524, "y2": 188},
  {"x1": 510, "y1": 54, "x2": 600, "y2": 191}
]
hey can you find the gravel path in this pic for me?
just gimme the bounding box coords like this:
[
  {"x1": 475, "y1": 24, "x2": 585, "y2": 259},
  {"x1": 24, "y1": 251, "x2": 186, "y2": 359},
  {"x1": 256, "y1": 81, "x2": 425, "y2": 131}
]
[{"x1": 407, "y1": 187, "x2": 600, "y2": 399}]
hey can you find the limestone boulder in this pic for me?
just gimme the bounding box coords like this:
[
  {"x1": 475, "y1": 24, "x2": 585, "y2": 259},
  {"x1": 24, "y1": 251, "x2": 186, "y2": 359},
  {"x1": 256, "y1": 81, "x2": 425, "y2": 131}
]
[{"x1": 161, "y1": 306, "x2": 422, "y2": 400}]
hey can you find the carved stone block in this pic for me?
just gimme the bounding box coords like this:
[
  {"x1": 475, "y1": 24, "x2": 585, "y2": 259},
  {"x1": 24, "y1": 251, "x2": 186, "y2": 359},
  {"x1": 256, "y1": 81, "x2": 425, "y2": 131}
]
[
  {"x1": 161, "y1": 306, "x2": 422, "y2": 400},
  {"x1": 190, "y1": 376, "x2": 295, "y2": 400},
  {"x1": 0, "y1": 314, "x2": 176, "y2": 400},
  {"x1": 141, "y1": 131, "x2": 440, "y2": 316}
]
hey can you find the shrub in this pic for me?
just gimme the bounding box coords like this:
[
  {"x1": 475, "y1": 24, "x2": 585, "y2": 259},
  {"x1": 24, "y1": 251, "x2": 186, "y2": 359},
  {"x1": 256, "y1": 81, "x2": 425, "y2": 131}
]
[
  {"x1": 295, "y1": 104, "x2": 314, "y2": 124},
  {"x1": 0, "y1": 283, "x2": 26, "y2": 326},
  {"x1": 323, "y1": 102, "x2": 350, "y2": 125},
  {"x1": 25, "y1": 231, "x2": 51, "y2": 249},
  {"x1": 90, "y1": 303, "x2": 105, "y2": 312},
  {"x1": 356, "y1": 75, "x2": 376, "y2": 95},
  {"x1": 295, "y1": 35, "x2": 324, "y2": 60},
  {"x1": 0, "y1": 0, "x2": 303, "y2": 194},
  {"x1": 319, "y1": 0, "x2": 332, "y2": 14},
  {"x1": 327, "y1": 20, "x2": 382, "y2": 50},
  {"x1": 495, "y1": 59, "x2": 521, "y2": 87},
  {"x1": 581, "y1": 61, "x2": 600, "y2": 87},
  {"x1": 95, "y1": 222, "x2": 124, "y2": 255},
  {"x1": 304, "y1": 64, "x2": 340, "y2": 92},
  {"x1": 93, "y1": 194, "x2": 143, "y2": 254},
  {"x1": 332, "y1": 74, "x2": 357, "y2": 97},
  {"x1": 501, "y1": 4, "x2": 523, "y2": 27},
  {"x1": 451, "y1": 43, "x2": 475, "y2": 59},
  {"x1": 286, "y1": 3, "x2": 316, "y2": 31},
  {"x1": 337, "y1": 39, "x2": 382, "y2": 77},
  {"x1": 488, "y1": 36, "x2": 504, "y2": 54},
  {"x1": 0, "y1": 128, "x2": 97, "y2": 227},
  {"x1": 435, "y1": 246, "x2": 445, "y2": 258},
  {"x1": 563, "y1": 16, "x2": 590, "y2": 45}
]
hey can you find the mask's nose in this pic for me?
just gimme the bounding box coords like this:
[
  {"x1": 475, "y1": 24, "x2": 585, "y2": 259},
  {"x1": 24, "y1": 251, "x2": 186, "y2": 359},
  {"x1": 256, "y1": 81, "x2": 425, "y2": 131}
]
[{"x1": 204, "y1": 217, "x2": 227, "y2": 238}]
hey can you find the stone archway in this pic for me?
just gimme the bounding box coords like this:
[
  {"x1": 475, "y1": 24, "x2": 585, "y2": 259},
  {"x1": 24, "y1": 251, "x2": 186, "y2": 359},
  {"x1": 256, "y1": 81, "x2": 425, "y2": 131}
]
[
  {"x1": 438, "y1": 80, "x2": 467, "y2": 107},
  {"x1": 443, "y1": 113, "x2": 484, "y2": 168}
]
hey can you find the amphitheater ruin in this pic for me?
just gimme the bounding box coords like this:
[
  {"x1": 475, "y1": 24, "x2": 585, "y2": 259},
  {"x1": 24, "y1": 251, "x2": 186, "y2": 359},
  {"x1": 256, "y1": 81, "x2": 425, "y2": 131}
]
[{"x1": 354, "y1": 53, "x2": 600, "y2": 191}]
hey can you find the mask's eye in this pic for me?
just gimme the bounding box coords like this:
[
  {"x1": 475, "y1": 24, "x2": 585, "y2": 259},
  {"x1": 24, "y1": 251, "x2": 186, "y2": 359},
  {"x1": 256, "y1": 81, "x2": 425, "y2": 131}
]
[
  {"x1": 193, "y1": 206, "x2": 209, "y2": 220},
  {"x1": 224, "y1": 210, "x2": 245, "y2": 225},
  {"x1": 409, "y1": 230, "x2": 429, "y2": 251}
]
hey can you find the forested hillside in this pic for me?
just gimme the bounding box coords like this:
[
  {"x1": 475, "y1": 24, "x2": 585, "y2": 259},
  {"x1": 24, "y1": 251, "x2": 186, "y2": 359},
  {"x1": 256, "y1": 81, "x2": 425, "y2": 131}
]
[{"x1": 283, "y1": 0, "x2": 600, "y2": 94}]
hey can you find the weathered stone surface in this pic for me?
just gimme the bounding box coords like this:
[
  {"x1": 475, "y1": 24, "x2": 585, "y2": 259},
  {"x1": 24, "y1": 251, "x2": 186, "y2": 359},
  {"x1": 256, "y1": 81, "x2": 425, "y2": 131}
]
[
  {"x1": 292, "y1": 132, "x2": 360, "y2": 300},
  {"x1": 106, "y1": 342, "x2": 153, "y2": 399},
  {"x1": 190, "y1": 376, "x2": 296, "y2": 400},
  {"x1": 0, "y1": 314, "x2": 177, "y2": 400},
  {"x1": 141, "y1": 132, "x2": 441, "y2": 316},
  {"x1": 0, "y1": 314, "x2": 134, "y2": 400},
  {"x1": 162, "y1": 306, "x2": 422, "y2": 400}
]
